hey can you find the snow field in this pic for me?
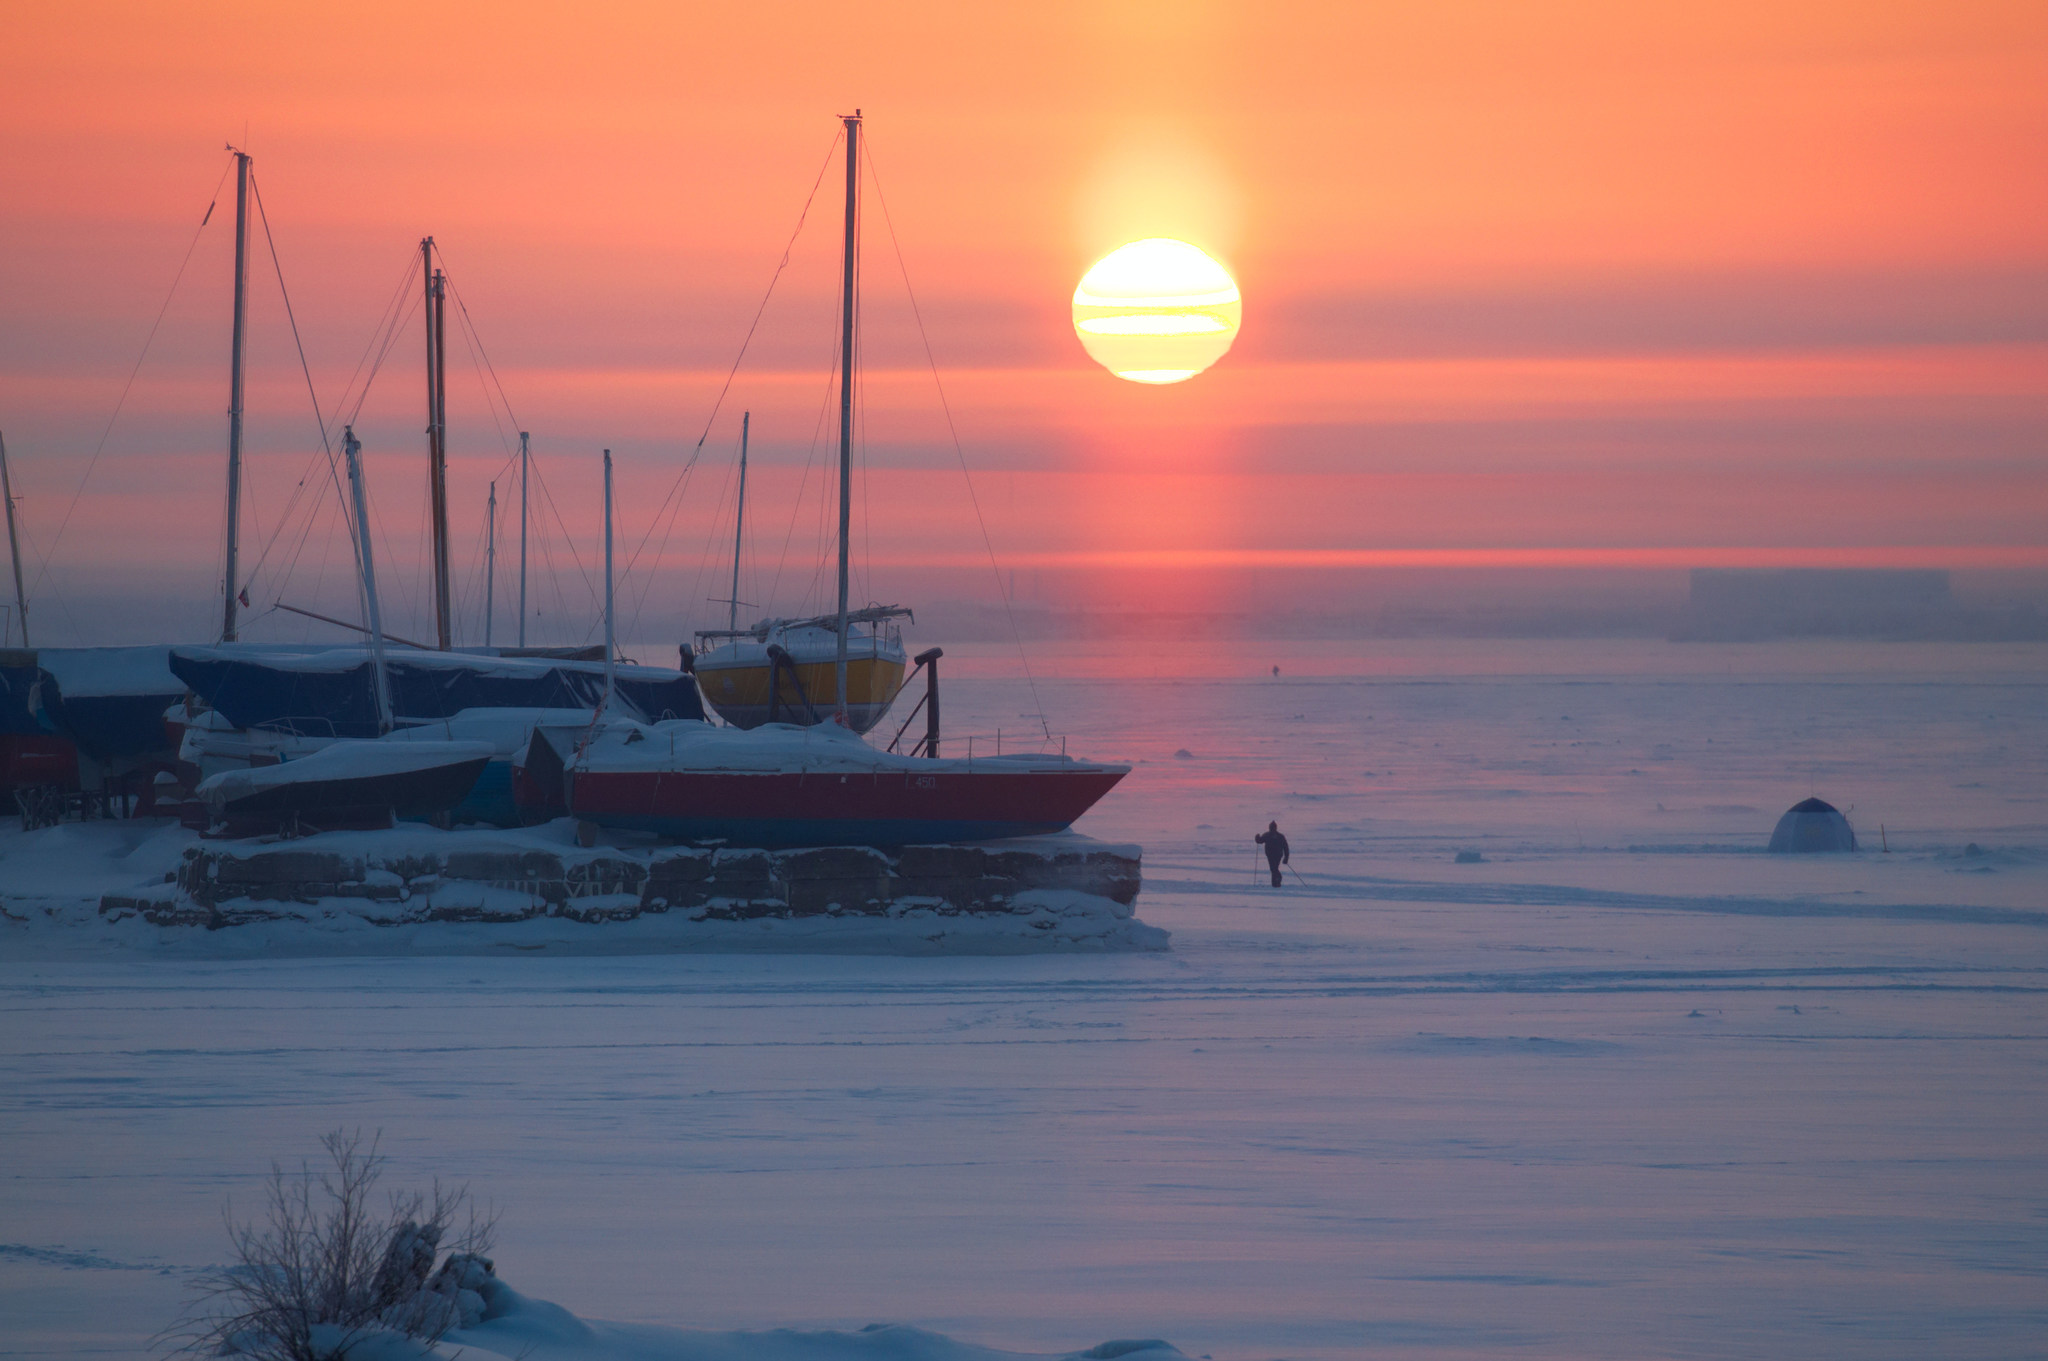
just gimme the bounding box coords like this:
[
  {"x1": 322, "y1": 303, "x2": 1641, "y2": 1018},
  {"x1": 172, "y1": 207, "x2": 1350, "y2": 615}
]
[{"x1": 2, "y1": 639, "x2": 2045, "y2": 1359}]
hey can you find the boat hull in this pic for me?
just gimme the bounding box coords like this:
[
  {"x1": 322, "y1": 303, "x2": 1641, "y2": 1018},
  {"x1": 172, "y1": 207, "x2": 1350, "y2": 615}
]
[
  {"x1": 210, "y1": 755, "x2": 492, "y2": 819},
  {"x1": 198, "y1": 741, "x2": 497, "y2": 835},
  {"x1": 694, "y1": 653, "x2": 904, "y2": 734},
  {"x1": 562, "y1": 765, "x2": 1125, "y2": 847}
]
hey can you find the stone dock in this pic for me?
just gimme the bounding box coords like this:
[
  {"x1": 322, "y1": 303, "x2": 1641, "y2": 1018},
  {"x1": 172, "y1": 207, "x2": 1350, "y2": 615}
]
[{"x1": 84, "y1": 828, "x2": 1164, "y2": 954}]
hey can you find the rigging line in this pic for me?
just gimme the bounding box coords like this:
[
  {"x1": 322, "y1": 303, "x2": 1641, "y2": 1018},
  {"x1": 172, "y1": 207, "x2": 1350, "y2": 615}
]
[
  {"x1": 451, "y1": 291, "x2": 516, "y2": 458},
  {"x1": 340, "y1": 265, "x2": 425, "y2": 430},
  {"x1": 12, "y1": 517, "x2": 83, "y2": 644},
  {"x1": 239, "y1": 170, "x2": 351, "y2": 596},
  {"x1": 768, "y1": 306, "x2": 844, "y2": 607},
  {"x1": 28, "y1": 153, "x2": 236, "y2": 600},
  {"x1": 688, "y1": 128, "x2": 842, "y2": 455},
  {"x1": 528, "y1": 457, "x2": 598, "y2": 611},
  {"x1": 853, "y1": 243, "x2": 871, "y2": 608},
  {"x1": 624, "y1": 452, "x2": 705, "y2": 639},
  {"x1": 531, "y1": 505, "x2": 567, "y2": 643},
  {"x1": 441, "y1": 266, "x2": 524, "y2": 438},
  {"x1": 619, "y1": 445, "x2": 704, "y2": 583},
  {"x1": 617, "y1": 128, "x2": 843, "y2": 591},
  {"x1": 675, "y1": 443, "x2": 740, "y2": 641},
  {"x1": 867, "y1": 137, "x2": 1051, "y2": 737},
  {"x1": 327, "y1": 249, "x2": 421, "y2": 430},
  {"x1": 270, "y1": 491, "x2": 336, "y2": 620}
]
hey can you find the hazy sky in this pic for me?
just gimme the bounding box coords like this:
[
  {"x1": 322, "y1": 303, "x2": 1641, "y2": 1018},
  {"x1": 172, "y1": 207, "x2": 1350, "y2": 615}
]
[{"x1": 1, "y1": 1, "x2": 2043, "y2": 645}]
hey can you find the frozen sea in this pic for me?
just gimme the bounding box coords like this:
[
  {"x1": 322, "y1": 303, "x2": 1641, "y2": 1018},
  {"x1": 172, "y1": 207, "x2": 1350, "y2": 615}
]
[{"x1": 3, "y1": 638, "x2": 2046, "y2": 1358}]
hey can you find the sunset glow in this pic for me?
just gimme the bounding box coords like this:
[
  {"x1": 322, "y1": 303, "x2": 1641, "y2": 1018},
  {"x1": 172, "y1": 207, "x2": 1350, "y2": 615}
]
[
  {"x1": 1072, "y1": 238, "x2": 1241, "y2": 383},
  {"x1": 0, "y1": 1, "x2": 2040, "y2": 646}
]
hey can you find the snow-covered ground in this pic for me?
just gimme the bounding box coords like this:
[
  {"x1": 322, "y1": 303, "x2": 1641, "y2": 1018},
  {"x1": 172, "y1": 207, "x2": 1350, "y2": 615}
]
[{"x1": 3, "y1": 639, "x2": 2045, "y2": 1358}]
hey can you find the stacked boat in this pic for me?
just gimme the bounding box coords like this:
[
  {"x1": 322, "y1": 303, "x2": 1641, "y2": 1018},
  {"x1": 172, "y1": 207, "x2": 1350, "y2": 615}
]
[
  {"x1": 516, "y1": 718, "x2": 1126, "y2": 847},
  {"x1": 4, "y1": 115, "x2": 1130, "y2": 853}
]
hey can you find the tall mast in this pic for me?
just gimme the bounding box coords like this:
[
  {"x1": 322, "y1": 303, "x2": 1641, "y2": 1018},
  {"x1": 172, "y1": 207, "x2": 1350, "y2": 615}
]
[
  {"x1": 342, "y1": 426, "x2": 393, "y2": 736},
  {"x1": 729, "y1": 411, "x2": 749, "y2": 633},
  {"x1": 423, "y1": 238, "x2": 452, "y2": 649},
  {"x1": 221, "y1": 147, "x2": 251, "y2": 643},
  {"x1": 517, "y1": 430, "x2": 529, "y2": 647},
  {"x1": 834, "y1": 110, "x2": 860, "y2": 722},
  {"x1": 0, "y1": 431, "x2": 27, "y2": 647},
  {"x1": 484, "y1": 479, "x2": 497, "y2": 648},
  {"x1": 602, "y1": 449, "x2": 616, "y2": 708}
]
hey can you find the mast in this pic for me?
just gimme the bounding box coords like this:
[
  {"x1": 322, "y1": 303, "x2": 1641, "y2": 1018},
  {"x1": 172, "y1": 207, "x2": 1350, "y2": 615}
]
[
  {"x1": 221, "y1": 147, "x2": 251, "y2": 643},
  {"x1": 602, "y1": 449, "x2": 616, "y2": 708},
  {"x1": 834, "y1": 110, "x2": 860, "y2": 722},
  {"x1": 729, "y1": 411, "x2": 749, "y2": 633},
  {"x1": 423, "y1": 238, "x2": 452, "y2": 649},
  {"x1": 0, "y1": 431, "x2": 27, "y2": 647},
  {"x1": 517, "y1": 430, "x2": 529, "y2": 647},
  {"x1": 484, "y1": 480, "x2": 497, "y2": 648},
  {"x1": 342, "y1": 426, "x2": 394, "y2": 735}
]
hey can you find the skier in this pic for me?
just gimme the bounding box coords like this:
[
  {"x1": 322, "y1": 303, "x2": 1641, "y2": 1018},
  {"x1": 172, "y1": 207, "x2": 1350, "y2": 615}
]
[{"x1": 1255, "y1": 821, "x2": 1290, "y2": 887}]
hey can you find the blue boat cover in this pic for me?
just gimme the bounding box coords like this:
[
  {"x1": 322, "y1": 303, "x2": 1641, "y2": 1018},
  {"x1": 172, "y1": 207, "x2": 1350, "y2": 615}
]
[
  {"x1": 0, "y1": 657, "x2": 54, "y2": 738},
  {"x1": 170, "y1": 647, "x2": 702, "y2": 738},
  {"x1": 33, "y1": 646, "x2": 185, "y2": 761}
]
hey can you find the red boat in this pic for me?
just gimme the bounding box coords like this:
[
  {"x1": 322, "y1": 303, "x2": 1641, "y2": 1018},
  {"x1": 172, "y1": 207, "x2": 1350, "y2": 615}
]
[
  {"x1": 511, "y1": 117, "x2": 1129, "y2": 850},
  {"x1": 517, "y1": 720, "x2": 1127, "y2": 847}
]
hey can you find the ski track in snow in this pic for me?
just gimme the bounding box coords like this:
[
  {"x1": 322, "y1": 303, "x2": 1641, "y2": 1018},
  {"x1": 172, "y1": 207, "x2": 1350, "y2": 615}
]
[{"x1": 3, "y1": 640, "x2": 2048, "y2": 1359}]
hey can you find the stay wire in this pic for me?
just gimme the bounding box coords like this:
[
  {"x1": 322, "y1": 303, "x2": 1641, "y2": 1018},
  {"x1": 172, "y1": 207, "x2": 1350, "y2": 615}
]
[
  {"x1": 339, "y1": 256, "x2": 425, "y2": 431},
  {"x1": 688, "y1": 128, "x2": 842, "y2": 455},
  {"x1": 28, "y1": 153, "x2": 236, "y2": 600},
  {"x1": 440, "y1": 262, "x2": 523, "y2": 437},
  {"x1": 767, "y1": 300, "x2": 844, "y2": 609},
  {"x1": 865, "y1": 137, "x2": 1051, "y2": 738},
  {"x1": 239, "y1": 169, "x2": 351, "y2": 603},
  {"x1": 335, "y1": 253, "x2": 421, "y2": 428},
  {"x1": 619, "y1": 127, "x2": 842, "y2": 593}
]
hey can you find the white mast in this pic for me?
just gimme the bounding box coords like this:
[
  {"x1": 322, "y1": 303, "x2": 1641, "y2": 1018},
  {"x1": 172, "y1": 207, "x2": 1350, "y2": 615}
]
[
  {"x1": 602, "y1": 448, "x2": 615, "y2": 708},
  {"x1": 221, "y1": 147, "x2": 251, "y2": 643},
  {"x1": 342, "y1": 426, "x2": 393, "y2": 735},
  {"x1": 0, "y1": 430, "x2": 27, "y2": 647},
  {"x1": 484, "y1": 479, "x2": 497, "y2": 648},
  {"x1": 834, "y1": 111, "x2": 860, "y2": 723},
  {"x1": 729, "y1": 411, "x2": 749, "y2": 633},
  {"x1": 517, "y1": 430, "x2": 529, "y2": 647}
]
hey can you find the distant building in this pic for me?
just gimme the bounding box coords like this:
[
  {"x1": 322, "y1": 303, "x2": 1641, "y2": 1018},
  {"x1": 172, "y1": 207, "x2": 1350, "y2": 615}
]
[{"x1": 1677, "y1": 568, "x2": 1953, "y2": 640}]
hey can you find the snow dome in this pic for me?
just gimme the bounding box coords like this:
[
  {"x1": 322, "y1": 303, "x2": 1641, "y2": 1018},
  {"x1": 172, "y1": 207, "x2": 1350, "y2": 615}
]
[{"x1": 1768, "y1": 796, "x2": 1858, "y2": 853}]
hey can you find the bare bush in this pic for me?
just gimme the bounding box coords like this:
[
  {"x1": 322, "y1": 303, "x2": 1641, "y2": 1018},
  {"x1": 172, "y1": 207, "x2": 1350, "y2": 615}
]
[{"x1": 163, "y1": 1130, "x2": 496, "y2": 1360}]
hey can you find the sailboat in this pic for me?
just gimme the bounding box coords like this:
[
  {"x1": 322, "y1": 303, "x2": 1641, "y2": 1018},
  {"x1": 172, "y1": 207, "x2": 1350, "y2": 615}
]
[
  {"x1": 683, "y1": 135, "x2": 917, "y2": 737},
  {"x1": 191, "y1": 429, "x2": 497, "y2": 836},
  {"x1": 529, "y1": 113, "x2": 1128, "y2": 846},
  {"x1": 690, "y1": 410, "x2": 910, "y2": 733}
]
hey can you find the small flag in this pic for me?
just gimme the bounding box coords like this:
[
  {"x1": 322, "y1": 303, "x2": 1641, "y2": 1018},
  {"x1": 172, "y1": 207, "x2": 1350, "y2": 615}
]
[{"x1": 237, "y1": 587, "x2": 250, "y2": 607}]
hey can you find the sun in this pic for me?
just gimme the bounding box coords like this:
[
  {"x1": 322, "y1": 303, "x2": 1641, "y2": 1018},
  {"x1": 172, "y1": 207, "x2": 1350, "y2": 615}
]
[{"x1": 1072, "y1": 238, "x2": 1241, "y2": 384}]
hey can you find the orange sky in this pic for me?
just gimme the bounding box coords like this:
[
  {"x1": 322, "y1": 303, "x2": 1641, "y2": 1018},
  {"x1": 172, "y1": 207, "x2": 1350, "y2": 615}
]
[{"x1": 1, "y1": 1, "x2": 2044, "y2": 644}]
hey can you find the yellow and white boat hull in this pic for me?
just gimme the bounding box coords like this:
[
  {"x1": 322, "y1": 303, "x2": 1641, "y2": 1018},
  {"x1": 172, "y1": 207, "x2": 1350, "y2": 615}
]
[{"x1": 694, "y1": 626, "x2": 906, "y2": 735}]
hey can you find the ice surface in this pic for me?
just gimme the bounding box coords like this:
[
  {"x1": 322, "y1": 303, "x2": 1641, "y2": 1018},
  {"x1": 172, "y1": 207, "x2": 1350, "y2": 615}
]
[{"x1": 2, "y1": 640, "x2": 2045, "y2": 1359}]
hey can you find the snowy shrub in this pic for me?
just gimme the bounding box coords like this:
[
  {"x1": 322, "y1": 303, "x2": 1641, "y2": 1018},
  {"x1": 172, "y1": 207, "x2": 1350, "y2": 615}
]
[{"x1": 164, "y1": 1129, "x2": 496, "y2": 1360}]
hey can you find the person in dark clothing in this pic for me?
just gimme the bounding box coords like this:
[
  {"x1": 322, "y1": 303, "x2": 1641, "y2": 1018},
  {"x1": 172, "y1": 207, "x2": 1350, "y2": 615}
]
[{"x1": 1255, "y1": 821, "x2": 1290, "y2": 886}]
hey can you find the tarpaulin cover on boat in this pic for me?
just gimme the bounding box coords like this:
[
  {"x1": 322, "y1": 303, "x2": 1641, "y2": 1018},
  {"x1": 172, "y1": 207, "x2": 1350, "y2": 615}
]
[
  {"x1": 0, "y1": 651, "x2": 51, "y2": 737},
  {"x1": 169, "y1": 647, "x2": 702, "y2": 738},
  {"x1": 35, "y1": 646, "x2": 187, "y2": 761},
  {"x1": 0, "y1": 649, "x2": 80, "y2": 791}
]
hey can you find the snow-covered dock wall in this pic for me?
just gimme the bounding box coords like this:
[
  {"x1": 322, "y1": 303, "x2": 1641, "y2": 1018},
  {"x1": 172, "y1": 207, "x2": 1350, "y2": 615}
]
[{"x1": 74, "y1": 829, "x2": 1163, "y2": 955}]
